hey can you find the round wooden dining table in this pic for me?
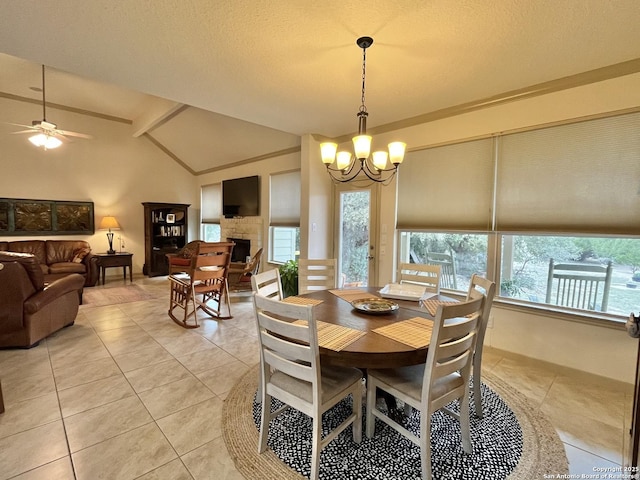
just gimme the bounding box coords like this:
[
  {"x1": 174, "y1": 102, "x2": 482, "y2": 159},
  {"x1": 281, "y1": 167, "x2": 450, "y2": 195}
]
[{"x1": 295, "y1": 287, "x2": 451, "y2": 370}]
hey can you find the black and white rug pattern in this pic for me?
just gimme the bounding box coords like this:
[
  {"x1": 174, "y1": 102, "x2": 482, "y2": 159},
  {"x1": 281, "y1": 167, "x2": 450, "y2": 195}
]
[{"x1": 252, "y1": 382, "x2": 523, "y2": 480}]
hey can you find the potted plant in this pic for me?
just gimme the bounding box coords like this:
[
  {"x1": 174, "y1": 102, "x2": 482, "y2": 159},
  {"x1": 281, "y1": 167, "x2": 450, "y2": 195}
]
[{"x1": 279, "y1": 259, "x2": 298, "y2": 297}]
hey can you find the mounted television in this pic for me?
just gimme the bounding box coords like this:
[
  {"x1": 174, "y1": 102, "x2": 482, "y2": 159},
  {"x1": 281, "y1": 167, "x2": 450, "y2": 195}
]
[{"x1": 222, "y1": 175, "x2": 260, "y2": 218}]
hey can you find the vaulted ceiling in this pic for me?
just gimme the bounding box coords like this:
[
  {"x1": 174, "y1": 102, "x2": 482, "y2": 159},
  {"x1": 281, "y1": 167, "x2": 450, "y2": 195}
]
[{"x1": 1, "y1": 1, "x2": 639, "y2": 174}]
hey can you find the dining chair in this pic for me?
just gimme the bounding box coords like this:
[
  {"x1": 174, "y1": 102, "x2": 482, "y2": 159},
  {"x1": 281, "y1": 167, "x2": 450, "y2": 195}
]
[
  {"x1": 251, "y1": 268, "x2": 284, "y2": 300},
  {"x1": 298, "y1": 258, "x2": 338, "y2": 294},
  {"x1": 545, "y1": 259, "x2": 613, "y2": 312},
  {"x1": 365, "y1": 296, "x2": 485, "y2": 480},
  {"x1": 466, "y1": 274, "x2": 496, "y2": 418},
  {"x1": 253, "y1": 294, "x2": 363, "y2": 480},
  {"x1": 168, "y1": 241, "x2": 234, "y2": 328},
  {"x1": 398, "y1": 262, "x2": 441, "y2": 294}
]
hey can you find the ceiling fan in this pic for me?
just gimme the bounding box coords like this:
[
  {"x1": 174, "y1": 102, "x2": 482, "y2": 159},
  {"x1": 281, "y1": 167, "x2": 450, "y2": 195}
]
[{"x1": 8, "y1": 65, "x2": 92, "y2": 149}]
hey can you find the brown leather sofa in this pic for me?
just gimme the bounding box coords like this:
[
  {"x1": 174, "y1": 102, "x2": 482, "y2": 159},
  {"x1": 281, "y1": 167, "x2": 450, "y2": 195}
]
[
  {"x1": 0, "y1": 240, "x2": 99, "y2": 287},
  {"x1": 0, "y1": 252, "x2": 85, "y2": 348}
]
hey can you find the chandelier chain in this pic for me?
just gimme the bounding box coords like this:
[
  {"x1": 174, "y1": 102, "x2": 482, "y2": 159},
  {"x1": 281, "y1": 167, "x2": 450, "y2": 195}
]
[{"x1": 359, "y1": 46, "x2": 367, "y2": 114}]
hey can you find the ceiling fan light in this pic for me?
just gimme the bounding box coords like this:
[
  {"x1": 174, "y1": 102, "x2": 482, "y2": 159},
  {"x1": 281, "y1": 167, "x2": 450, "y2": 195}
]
[
  {"x1": 28, "y1": 133, "x2": 47, "y2": 147},
  {"x1": 44, "y1": 136, "x2": 62, "y2": 149},
  {"x1": 29, "y1": 133, "x2": 61, "y2": 149}
]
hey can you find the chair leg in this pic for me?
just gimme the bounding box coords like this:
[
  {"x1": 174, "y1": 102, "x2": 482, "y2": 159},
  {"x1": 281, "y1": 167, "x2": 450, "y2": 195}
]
[
  {"x1": 310, "y1": 411, "x2": 322, "y2": 480},
  {"x1": 420, "y1": 410, "x2": 433, "y2": 480},
  {"x1": 460, "y1": 389, "x2": 473, "y2": 454},
  {"x1": 352, "y1": 384, "x2": 362, "y2": 444},
  {"x1": 258, "y1": 391, "x2": 271, "y2": 453},
  {"x1": 365, "y1": 380, "x2": 377, "y2": 438},
  {"x1": 168, "y1": 280, "x2": 199, "y2": 328},
  {"x1": 473, "y1": 353, "x2": 483, "y2": 418},
  {"x1": 224, "y1": 280, "x2": 232, "y2": 318}
]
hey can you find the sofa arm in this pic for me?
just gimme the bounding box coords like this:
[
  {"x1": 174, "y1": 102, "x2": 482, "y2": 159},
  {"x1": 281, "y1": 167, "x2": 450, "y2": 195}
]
[
  {"x1": 83, "y1": 253, "x2": 100, "y2": 287},
  {"x1": 24, "y1": 273, "x2": 85, "y2": 314}
]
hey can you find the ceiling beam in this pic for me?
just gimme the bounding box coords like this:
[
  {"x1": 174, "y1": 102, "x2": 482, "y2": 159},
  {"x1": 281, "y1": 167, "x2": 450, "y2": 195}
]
[
  {"x1": 131, "y1": 100, "x2": 186, "y2": 137},
  {"x1": 0, "y1": 91, "x2": 131, "y2": 124}
]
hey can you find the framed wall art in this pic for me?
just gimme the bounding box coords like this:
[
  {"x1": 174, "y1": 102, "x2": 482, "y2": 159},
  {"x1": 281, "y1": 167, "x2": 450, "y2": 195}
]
[{"x1": 0, "y1": 198, "x2": 94, "y2": 236}]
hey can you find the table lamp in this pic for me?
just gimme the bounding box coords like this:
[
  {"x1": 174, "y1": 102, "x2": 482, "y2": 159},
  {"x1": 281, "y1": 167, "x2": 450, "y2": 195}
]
[{"x1": 99, "y1": 216, "x2": 121, "y2": 254}]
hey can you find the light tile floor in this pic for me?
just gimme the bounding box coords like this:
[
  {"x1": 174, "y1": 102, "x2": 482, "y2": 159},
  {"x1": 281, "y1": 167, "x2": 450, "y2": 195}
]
[{"x1": 0, "y1": 276, "x2": 634, "y2": 479}]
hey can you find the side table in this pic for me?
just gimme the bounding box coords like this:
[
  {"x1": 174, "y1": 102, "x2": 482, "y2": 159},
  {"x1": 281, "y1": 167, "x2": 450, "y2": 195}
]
[{"x1": 96, "y1": 252, "x2": 133, "y2": 285}]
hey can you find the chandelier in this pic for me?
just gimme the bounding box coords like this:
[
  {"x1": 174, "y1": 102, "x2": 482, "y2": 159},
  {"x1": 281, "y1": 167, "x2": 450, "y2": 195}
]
[{"x1": 320, "y1": 37, "x2": 406, "y2": 185}]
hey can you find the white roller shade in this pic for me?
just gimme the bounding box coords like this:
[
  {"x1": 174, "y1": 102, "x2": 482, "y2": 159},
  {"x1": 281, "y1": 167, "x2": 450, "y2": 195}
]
[
  {"x1": 497, "y1": 112, "x2": 640, "y2": 235},
  {"x1": 397, "y1": 138, "x2": 494, "y2": 231},
  {"x1": 270, "y1": 170, "x2": 301, "y2": 227},
  {"x1": 201, "y1": 183, "x2": 222, "y2": 223}
]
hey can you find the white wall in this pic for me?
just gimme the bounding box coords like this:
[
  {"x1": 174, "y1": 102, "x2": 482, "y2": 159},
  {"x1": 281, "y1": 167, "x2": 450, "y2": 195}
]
[
  {"x1": 300, "y1": 134, "x2": 333, "y2": 260},
  {"x1": 0, "y1": 97, "x2": 198, "y2": 276}
]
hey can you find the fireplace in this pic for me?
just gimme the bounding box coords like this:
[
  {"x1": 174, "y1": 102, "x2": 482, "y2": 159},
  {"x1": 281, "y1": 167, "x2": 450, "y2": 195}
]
[{"x1": 228, "y1": 238, "x2": 250, "y2": 263}]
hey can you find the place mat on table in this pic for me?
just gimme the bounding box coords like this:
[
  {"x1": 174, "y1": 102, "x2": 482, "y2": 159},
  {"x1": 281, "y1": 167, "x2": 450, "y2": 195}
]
[
  {"x1": 329, "y1": 289, "x2": 379, "y2": 303},
  {"x1": 281, "y1": 296, "x2": 324, "y2": 306},
  {"x1": 373, "y1": 317, "x2": 434, "y2": 349},
  {"x1": 421, "y1": 298, "x2": 459, "y2": 317},
  {"x1": 293, "y1": 320, "x2": 366, "y2": 352}
]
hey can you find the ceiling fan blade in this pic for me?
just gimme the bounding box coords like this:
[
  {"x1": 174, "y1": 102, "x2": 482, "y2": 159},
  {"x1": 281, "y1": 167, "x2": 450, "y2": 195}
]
[
  {"x1": 5, "y1": 122, "x2": 37, "y2": 129},
  {"x1": 9, "y1": 130, "x2": 37, "y2": 135},
  {"x1": 57, "y1": 129, "x2": 93, "y2": 139}
]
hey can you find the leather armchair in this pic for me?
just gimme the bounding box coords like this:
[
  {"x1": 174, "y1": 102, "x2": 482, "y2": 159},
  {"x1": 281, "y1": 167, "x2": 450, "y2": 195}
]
[{"x1": 0, "y1": 252, "x2": 85, "y2": 348}]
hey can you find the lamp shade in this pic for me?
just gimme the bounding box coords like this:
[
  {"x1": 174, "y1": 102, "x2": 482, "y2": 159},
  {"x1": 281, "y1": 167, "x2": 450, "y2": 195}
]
[
  {"x1": 320, "y1": 142, "x2": 338, "y2": 165},
  {"x1": 352, "y1": 135, "x2": 372, "y2": 159},
  {"x1": 99, "y1": 216, "x2": 121, "y2": 230},
  {"x1": 388, "y1": 142, "x2": 406, "y2": 165}
]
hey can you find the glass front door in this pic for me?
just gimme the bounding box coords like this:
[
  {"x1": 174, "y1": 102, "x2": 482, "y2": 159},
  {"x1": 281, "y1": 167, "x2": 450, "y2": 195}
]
[{"x1": 336, "y1": 185, "x2": 377, "y2": 287}]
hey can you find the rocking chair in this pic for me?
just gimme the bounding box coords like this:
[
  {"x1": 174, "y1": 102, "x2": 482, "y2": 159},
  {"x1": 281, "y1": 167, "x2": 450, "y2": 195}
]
[
  {"x1": 228, "y1": 248, "x2": 263, "y2": 292},
  {"x1": 168, "y1": 241, "x2": 234, "y2": 328}
]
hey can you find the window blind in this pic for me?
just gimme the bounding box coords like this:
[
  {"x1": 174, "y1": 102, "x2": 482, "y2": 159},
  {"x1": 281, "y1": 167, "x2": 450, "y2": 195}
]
[
  {"x1": 396, "y1": 138, "x2": 494, "y2": 231},
  {"x1": 497, "y1": 112, "x2": 640, "y2": 235},
  {"x1": 201, "y1": 183, "x2": 222, "y2": 224},
  {"x1": 270, "y1": 170, "x2": 301, "y2": 227}
]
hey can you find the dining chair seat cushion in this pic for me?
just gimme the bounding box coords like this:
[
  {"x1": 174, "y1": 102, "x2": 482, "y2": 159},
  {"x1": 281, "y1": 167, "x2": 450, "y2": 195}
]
[
  {"x1": 369, "y1": 365, "x2": 463, "y2": 403},
  {"x1": 270, "y1": 366, "x2": 363, "y2": 404}
]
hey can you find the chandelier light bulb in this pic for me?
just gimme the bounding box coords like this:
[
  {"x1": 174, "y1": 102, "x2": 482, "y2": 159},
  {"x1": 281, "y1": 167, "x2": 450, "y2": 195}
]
[
  {"x1": 320, "y1": 142, "x2": 338, "y2": 165},
  {"x1": 352, "y1": 135, "x2": 372, "y2": 159},
  {"x1": 336, "y1": 151, "x2": 352, "y2": 170},
  {"x1": 388, "y1": 142, "x2": 406, "y2": 165},
  {"x1": 372, "y1": 151, "x2": 388, "y2": 170}
]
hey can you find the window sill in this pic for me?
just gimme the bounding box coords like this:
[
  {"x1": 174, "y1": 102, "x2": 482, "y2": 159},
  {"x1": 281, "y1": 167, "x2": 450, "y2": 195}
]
[{"x1": 441, "y1": 289, "x2": 627, "y2": 331}]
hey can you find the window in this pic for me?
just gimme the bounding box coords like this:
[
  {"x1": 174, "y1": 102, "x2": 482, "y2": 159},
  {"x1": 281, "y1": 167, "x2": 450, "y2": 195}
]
[
  {"x1": 270, "y1": 227, "x2": 300, "y2": 263},
  {"x1": 269, "y1": 170, "x2": 300, "y2": 263},
  {"x1": 398, "y1": 232, "x2": 489, "y2": 293},
  {"x1": 202, "y1": 224, "x2": 220, "y2": 242},
  {"x1": 396, "y1": 111, "x2": 640, "y2": 321},
  {"x1": 201, "y1": 183, "x2": 221, "y2": 241},
  {"x1": 500, "y1": 235, "x2": 640, "y2": 316}
]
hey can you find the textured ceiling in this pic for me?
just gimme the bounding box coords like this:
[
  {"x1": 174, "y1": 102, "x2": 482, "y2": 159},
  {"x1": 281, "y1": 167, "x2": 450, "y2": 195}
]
[{"x1": 1, "y1": 0, "x2": 639, "y2": 173}]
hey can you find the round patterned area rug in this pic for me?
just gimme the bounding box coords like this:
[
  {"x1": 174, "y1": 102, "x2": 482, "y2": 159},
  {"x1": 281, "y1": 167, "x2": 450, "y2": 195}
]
[{"x1": 222, "y1": 366, "x2": 569, "y2": 480}]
